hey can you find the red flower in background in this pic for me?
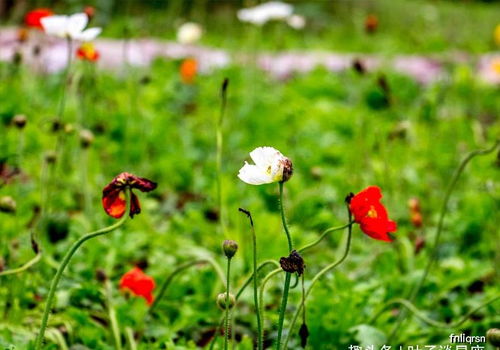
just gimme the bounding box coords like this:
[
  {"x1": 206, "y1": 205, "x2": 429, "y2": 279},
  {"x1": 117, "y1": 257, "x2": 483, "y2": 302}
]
[
  {"x1": 84, "y1": 6, "x2": 96, "y2": 19},
  {"x1": 102, "y1": 172, "x2": 157, "y2": 219},
  {"x1": 76, "y1": 42, "x2": 99, "y2": 62},
  {"x1": 349, "y1": 186, "x2": 397, "y2": 241},
  {"x1": 180, "y1": 58, "x2": 198, "y2": 84},
  {"x1": 25, "y1": 8, "x2": 54, "y2": 30},
  {"x1": 364, "y1": 14, "x2": 379, "y2": 34},
  {"x1": 119, "y1": 267, "x2": 155, "y2": 305}
]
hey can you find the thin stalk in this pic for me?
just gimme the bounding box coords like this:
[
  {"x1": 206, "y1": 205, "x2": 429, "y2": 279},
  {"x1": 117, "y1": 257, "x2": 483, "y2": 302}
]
[
  {"x1": 283, "y1": 210, "x2": 353, "y2": 349},
  {"x1": 224, "y1": 258, "x2": 232, "y2": 350},
  {"x1": 149, "y1": 258, "x2": 226, "y2": 314},
  {"x1": 276, "y1": 181, "x2": 293, "y2": 349},
  {"x1": 259, "y1": 268, "x2": 282, "y2": 345},
  {"x1": 105, "y1": 280, "x2": 122, "y2": 350},
  {"x1": 125, "y1": 327, "x2": 137, "y2": 350},
  {"x1": 0, "y1": 252, "x2": 42, "y2": 277},
  {"x1": 388, "y1": 140, "x2": 500, "y2": 342},
  {"x1": 371, "y1": 295, "x2": 500, "y2": 329},
  {"x1": 34, "y1": 190, "x2": 130, "y2": 350},
  {"x1": 216, "y1": 79, "x2": 229, "y2": 235},
  {"x1": 238, "y1": 208, "x2": 263, "y2": 350},
  {"x1": 297, "y1": 222, "x2": 352, "y2": 254}
]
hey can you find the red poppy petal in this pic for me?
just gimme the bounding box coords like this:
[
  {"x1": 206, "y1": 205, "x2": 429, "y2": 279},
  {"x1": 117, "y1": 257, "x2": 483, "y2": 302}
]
[
  {"x1": 102, "y1": 188, "x2": 126, "y2": 218},
  {"x1": 129, "y1": 192, "x2": 141, "y2": 218},
  {"x1": 131, "y1": 176, "x2": 157, "y2": 192}
]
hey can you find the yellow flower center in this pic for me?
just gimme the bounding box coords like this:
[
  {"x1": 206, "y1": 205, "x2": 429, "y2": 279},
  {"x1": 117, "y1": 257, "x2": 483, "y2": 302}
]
[{"x1": 367, "y1": 205, "x2": 378, "y2": 218}]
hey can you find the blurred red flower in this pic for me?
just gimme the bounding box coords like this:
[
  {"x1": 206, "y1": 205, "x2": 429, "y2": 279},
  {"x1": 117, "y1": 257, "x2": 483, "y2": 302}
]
[
  {"x1": 25, "y1": 8, "x2": 54, "y2": 30},
  {"x1": 119, "y1": 267, "x2": 155, "y2": 305},
  {"x1": 84, "y1": 6, "x2": 96, "y2": 19},
  {"x1": 180, "y1": 58, "x2": 198, "y2": 84},
  {"x1": 349, "y1": 186, "x2": 397, "y2": 241},
  {"x1": 364, "y1": 14, "x2": 379, "y2": 34},
  {"x1": 76, "y1": 42, "x2": 99, "y2": 61},
  {"x1": 102, "y1": 172, "x2": 157, "y2": 219}
]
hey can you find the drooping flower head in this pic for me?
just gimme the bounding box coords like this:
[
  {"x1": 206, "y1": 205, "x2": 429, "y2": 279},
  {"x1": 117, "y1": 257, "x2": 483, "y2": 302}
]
[
  {"x1": 237, "y1": 1, "x2": 294, "y2": 26},
  {"x1": 180, "y1": 58, "x2": 198, "y2": 84},
  {"x1": 119, "y1": 267, "x2": 155, "y2": 305},
  {"x1": 177, "y1": 22, "x2": 203, "y2": 44},
  {"x1": 41, "y1": 13, "x2": 101, "y2": 41},
  {"x1": 102, "y1": 172, "x2": 157, "y2": 219},
  {"x1": 25, "y1": 8, "x2": 54, "y2": 30},
  {"x1": 238, "y1": 147, "x2": 293, "y2": 185},
  {"x1": 76, "y1": 42, "x2": 99, "y2": 61},
  {"x1": 349, "y1": 186, "x2": 397, "y2": 242}
]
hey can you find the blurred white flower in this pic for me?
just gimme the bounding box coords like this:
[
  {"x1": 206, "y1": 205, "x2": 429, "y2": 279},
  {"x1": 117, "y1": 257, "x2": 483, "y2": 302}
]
[
  {"x1": 287, "y1": 15, "x2": 305, "y2": 29},
  {"x1": 41, "y1": 13, "x2": 101, "y2": 41},
  {"x1": 238, "y1": 147, "x2": 293, "y2": 185},
  {"x1": 177, "y1": 22, "x2": 202, "y2": 44},
  {"x1": 237, "y1": 1, "x2": 294, "y2": 26}
]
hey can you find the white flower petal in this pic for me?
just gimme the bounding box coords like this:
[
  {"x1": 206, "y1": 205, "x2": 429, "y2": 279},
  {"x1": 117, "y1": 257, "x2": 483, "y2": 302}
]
[
  {"x1": 41, "y1": 15, "x2": 69, "y2": 37},
  {"x1": 74, "y1": 27, "x2": 102, "y2": 41},
  {"x1": 177, "y1": 22, "x2": 202, "y2": 44},
  {"x1": 238, "y1": 163, "x2": 274, "y2": 185},
  {"x1": 250, "y1": 146, "x2": 283, "y2": 168},
  {"x1": 67, "y1": 13, "x2": 89, "y2": 39}
]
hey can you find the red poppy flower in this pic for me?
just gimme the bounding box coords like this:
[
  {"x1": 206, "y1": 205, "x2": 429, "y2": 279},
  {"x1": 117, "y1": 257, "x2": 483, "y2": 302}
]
[
  {"x1": 119, "y1": 267, "x2": 155, "y2": 305},
  {"x1": 76, "y1": 42, "x2": 99, "y2": 62},
  {"x1": 102, "y1": 172, "x2": 157, "y2": 219},
  {"x1": 25, "y1": 8, "x2": 54, "y2": 30},
  {"x1": 180, "y1": 58, "x2": 197, "y2": 84},
  {"x1": 349, "y1": 186, "x2": 397, "y2": 241},
  {"x1": 84, "y1": 6, "x2": 96, "y2": 19},
  {"x1": 364, "y1": 14, "x2": 379, "y2": 34}
]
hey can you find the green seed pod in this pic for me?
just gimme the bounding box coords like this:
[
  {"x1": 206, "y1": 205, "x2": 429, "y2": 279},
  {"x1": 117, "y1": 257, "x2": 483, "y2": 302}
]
[
  {"x1": 217, "y1": 292, "x2": 235, "y2": 310},
  {"x1": 487, "y1": 328, "x2": 500, "y2": 347},
  {"x1": 80, "y1": 129, "x2": 94, "y2": 148},
  {"x1": 222, "y1": 240, "x2": 238, "y2": 259},
  {"x1": 12, "y1": 114, "x2": 27, "y2": 129}
]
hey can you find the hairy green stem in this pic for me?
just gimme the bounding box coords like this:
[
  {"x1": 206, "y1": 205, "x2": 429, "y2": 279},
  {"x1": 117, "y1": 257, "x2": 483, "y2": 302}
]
[
  {"x1": 259, "y1": 267, "x2": 282, "y2": 345},
  {"x1": 283, "y1": 210, "x2": 353, "y2": 349},
  {"x1": 216, "y1": 79, "x2": 228, "y2": 235},
  {"x1": 34, "y1": 190, "x2": 130, "y2": 350},
  {"x1": 388, "y1": 140, "x2": 500, "y2": 342},
  {"x1": 125, "y1": 327, "x2": 137, "y2": 350},
  {"x1": 298, "y1": 222, "x2": 352, "y2": 254},
  {"x1": 224, "y1": 258, "x2": 232, "y2": 350},
  {"x1": 105, "y1": 280, "x2": 122, "y2": 350},
  {"x1": 371, "y1": 295, "x2": 500, "y2": 328},
  {"x1": 276, "y1": 181, "x2": 293, "y2": 349}
]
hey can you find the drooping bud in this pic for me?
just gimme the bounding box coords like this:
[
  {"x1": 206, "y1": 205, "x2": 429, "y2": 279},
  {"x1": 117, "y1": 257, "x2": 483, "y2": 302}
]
[
  {"x1": 299, "y1": 323, "x2": 309, "y2": 348},
  {"x1": 345, "y1": 192, "x2": 355, "y2": 205},
  {"x1": 487, "y1": 329, "x2": 500, "y2": 347},
  {"x1": 12, "y1": 114, "x2": 27, "y2": 129},
  {"x1": 280, "y1": 250, "x2": 305, "y2": 276},
  {"x1": 222, "y1": 240, "x2": 238, "y2": 259},
  {"x1": 95, "y1": 268, "x2": 108, "y2": 283},
  {"x1": 80, "y1": 129, "x2": 94, "y2": 148},
  {"x1": 0, "y1": 196, "x2": 16, "y2": 213},
  {"x1": 217, "y1": 292, "x2": 236, "y2": 310}
]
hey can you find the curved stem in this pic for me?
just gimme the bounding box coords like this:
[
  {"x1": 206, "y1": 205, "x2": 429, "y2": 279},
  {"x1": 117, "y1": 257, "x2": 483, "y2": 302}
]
[
  {"x1": 276, "y1": 181, "x2": 293, "y2": 349},
  {"x1": 371, "y1": 295, "x2": 500, "y2": 328},
  {"x1": 224, "y1": 258, "x2": 232, "y2": 350},
  {"x1": 0, "y1": 252, "x2": 41, "y2": 277},
  {"x1": 297, "y1": 222, "x2": 352, "y2": 254},
  {"x1": 388, "y1": 140, "x2": 500, "y2": 342},
  {"x1": 258, "y1": 268, "x2": 282, "y2": 345},
  {"x1": 283, "y1": 211, "x2": 353, "y2": 349},
  {"x1": 34, "y1": 190, "x2": 130, "y2": 350}
]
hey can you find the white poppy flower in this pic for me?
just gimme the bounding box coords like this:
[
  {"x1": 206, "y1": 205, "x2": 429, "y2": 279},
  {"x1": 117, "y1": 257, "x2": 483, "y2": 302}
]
[
  {"x1": 41, "y1": 13, "x2": 101, "y2": 41},
  {"x1": 238, "y1": 147, "x2": 293, "y2": 185},
  {"x1": 287, "y1": 14, "x2": 306, "y2": 29},
  {"x1": 177, "y1": 22, "x2": 203, "y2": 44},
  {"x1": 237, "y1": 1, "x2": 294, "y2": 26}
]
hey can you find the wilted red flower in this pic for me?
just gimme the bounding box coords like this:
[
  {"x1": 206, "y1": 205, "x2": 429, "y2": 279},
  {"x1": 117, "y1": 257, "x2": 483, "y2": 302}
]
[
  {"x1": 364, "y1": 14, "x2": 379, "y2": 34},
  {"x1": 180, "y1": 58, "x2": 197, "y2": 84},
  {"x1": 25, "y1": 8, "x2": 54, "y2": 30},
  {"x1": 119, "y1": 267, "x2": 155, "y2": 305},
  {"x1": 102, "y1": 172, "x2": 157, "y2": 219},
  {"x1": 349, "y1": 186, "x2": 397, "y2": 241},
  {"x1": 76, "y1": 42, "x2": 99, "y2": 62}
]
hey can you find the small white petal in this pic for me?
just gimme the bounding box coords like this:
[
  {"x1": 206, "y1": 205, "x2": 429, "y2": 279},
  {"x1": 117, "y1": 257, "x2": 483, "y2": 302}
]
[
  {"x1": 74, "y1": 27, "x2": 102, "y2": 41},
  {"x1": 177, "y1": 22, "x2": 202, "y2": 44},
  {"x1": 41, "y1": 15, "x2": 69, "y2": 37},
  {"x1": 67, "y1": 13, "x2": 88, "y2": 39},
  {"x1": 238, "y1": 163, "x2": 274, "y2": 185},
  {"x1": 250, "y1": 146, "x2": 283, "y2": 168}
]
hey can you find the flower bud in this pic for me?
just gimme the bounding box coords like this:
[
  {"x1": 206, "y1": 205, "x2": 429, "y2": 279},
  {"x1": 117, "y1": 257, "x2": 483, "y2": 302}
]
[
  {"x1": 411, "y1": 212, "x2": 423, "y2": 228},
  {"x1": 80, "y1": 129, "x2": 94, "y2": 148},
  {"x1": 281, "y1": 158, "x2": 293, "y2": 183},
  {"x1": 0, "y1": 196, "x2": 16, "y2": 213},
  {"x1": 222, "y1": 240, "x2": 238, "y2": 259},
  {"x1": 64, "y1": 123, "x2": 75, "y2": 134},
  {"x1": 95, "y1": 268, "x2": 108, "y2": 283},
  {"x1": 408, "y1": 198, "x2": 420, "y2": 212},
  {"x1": 12, "y1": 114, "x2": 27, "y2": 129},
  {"x1": 217, "y1": 292, "x2": 235, "y2": 310},
  {"x1": 487, "y1": 329, "x2": 500, "y2": 347}
]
